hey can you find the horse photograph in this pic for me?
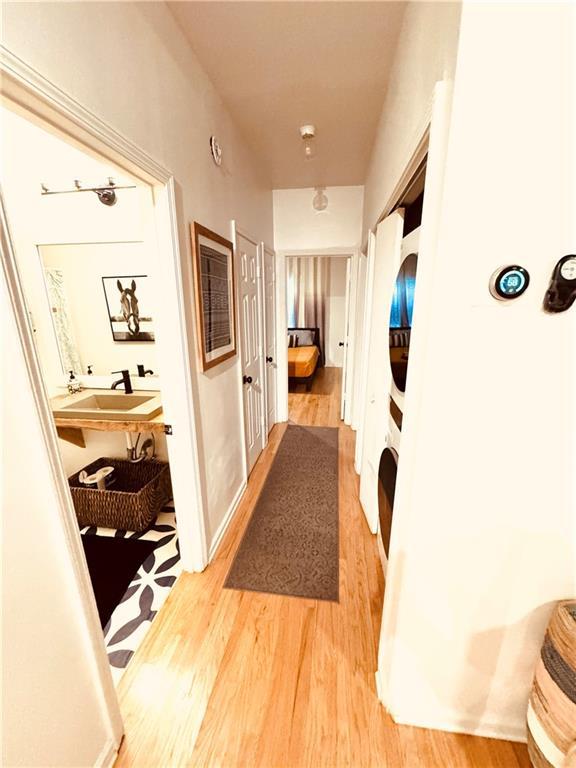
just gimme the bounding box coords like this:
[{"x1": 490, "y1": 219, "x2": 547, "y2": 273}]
[{"x1": 102, "y1": 274, "x2": 155, "y2": 342}]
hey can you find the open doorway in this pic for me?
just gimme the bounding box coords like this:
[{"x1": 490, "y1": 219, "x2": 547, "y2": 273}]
[
  {"x1": 284, "y1": 253, "x2": 352, "y2": 427},
  {"x1": 1, "y1": 102, "x2": 204, "y2": 686}
]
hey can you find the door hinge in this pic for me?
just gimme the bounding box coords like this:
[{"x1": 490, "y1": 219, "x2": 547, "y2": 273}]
[{"x1": 164, "y1": 424, "x2": 173, "y2": 435}]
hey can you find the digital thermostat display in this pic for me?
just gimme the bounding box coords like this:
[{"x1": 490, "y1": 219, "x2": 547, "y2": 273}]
[
  {"x1": 559, "y1": 257, "x2": 576, "y2": 281},
  {"x1": 490, "y1": 265, "x2": 530, "y2": 300}
]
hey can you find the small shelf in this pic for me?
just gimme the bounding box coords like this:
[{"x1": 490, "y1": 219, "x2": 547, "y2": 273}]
[{"x1": 53, "y1": 413, "x2": 165, "y2": 434}]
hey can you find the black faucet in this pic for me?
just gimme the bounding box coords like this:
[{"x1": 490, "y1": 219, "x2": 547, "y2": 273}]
[
  {"x1": 111, "y1": 370, "x2": 133, "y2": 394},
  {"x1": 137, "y1": 364, "x2": 154, "y2": 377}
]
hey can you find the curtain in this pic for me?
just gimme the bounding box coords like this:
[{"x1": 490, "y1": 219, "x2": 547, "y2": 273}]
[
  {"x1": 286, "y1": 256, "x2": 328, "y2": 365},
  {"x1": 389, "y1": 256, "x2": 417, "y2": 329},
  {"x1": 44, "y1": 268, "x2": 83, "y2": 374}
]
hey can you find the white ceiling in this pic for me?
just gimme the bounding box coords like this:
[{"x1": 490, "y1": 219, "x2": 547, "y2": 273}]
[{"x1": 168, "y1": 2, "x2": 406, "y2": 189}]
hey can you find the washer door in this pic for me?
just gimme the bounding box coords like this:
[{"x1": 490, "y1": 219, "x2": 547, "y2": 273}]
[{"x1": 377, "y1": 447, "x2": 398, "y2": 558}]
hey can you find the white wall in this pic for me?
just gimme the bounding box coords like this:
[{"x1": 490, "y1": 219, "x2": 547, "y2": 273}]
[
  {"x1": 362, "y1": 1, "x2": 461, "y2": 240},
  {"x1": 273, "y1": 185, "x2": 363, "y2": 251},
  {"x1": 379, "y1": 1, "x2": 575, "y2": 742},
  {"x1": 2, "y1": 1, "x2": 273, "y2": 546},
  {"x1": 2, "y1": 273, "x2": 120, "y2": 767}
]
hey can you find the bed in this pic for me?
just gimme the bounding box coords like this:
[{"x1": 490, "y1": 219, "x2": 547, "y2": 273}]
[{"x1": 288, "y1": 327, "x2": 322, "y2": 391}]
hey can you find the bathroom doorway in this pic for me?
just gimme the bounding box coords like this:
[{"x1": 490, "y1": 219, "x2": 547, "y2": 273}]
[{"x1": 1, "y1": 95, "x2": 205, "y2": 691}]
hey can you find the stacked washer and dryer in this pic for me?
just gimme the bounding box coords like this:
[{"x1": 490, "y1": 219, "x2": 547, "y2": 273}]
[{"x1": 375, "y1": 224, "x2": 420, "y2": 573}]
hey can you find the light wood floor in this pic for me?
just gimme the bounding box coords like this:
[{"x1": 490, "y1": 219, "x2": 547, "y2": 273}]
[
  {"x1": 288, "y1": 366, "x2": 343, "y2": 428},
  {"x1": 115, "y1": 367, "x2": 530, "y2": 767}
]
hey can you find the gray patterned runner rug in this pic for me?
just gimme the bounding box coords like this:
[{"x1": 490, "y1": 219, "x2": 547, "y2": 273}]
[{"x1": 225, "y1": 425, "x2": 339, "y2": 601}]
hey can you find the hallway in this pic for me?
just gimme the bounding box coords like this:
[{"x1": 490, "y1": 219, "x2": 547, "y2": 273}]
[{"x1": 114, "y1": 396, "x2": 530, "y2": 767}]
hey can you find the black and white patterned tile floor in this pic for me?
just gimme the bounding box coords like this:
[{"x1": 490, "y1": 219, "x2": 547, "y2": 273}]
[{"x1": 81, "y1": 505, "x2": 181, "y2": 685}]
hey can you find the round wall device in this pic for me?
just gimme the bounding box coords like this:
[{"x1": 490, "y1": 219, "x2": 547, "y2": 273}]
[
  {"x1": 209, "y1": 136, "x2": 222, "y2": 166},
  {"x1": 489, "y1": 265, "x2": 530, "y2": 300}
]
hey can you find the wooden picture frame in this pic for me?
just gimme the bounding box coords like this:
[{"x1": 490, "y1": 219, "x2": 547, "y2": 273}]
[{"x1": 190, "y1": 222, "x2": 237, "y2": 371}]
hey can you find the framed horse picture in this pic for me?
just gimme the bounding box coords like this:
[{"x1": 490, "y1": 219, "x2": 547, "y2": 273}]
[
  {"x1": 102, "y1": 274, "x2": 155, "y2": 342},
  {"x1": 190, "y1": 222, "x2": 237, "y2": 371}
]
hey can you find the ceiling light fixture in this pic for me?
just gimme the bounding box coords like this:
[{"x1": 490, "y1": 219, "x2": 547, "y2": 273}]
[
  {"x1": 312, "y1": 186, "x2": 328, "y2": 212},
  {"x1": 299, "y1": 124, "x2": 316, "y2": 161}
]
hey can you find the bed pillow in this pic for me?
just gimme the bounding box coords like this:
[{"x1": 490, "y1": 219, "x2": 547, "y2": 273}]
[
  {"x1": 296, "y1": 329, "x2": 315, "y2": 346},
  {"x1": 287, "y1": 333, "x2": 299, "y2": 348}
]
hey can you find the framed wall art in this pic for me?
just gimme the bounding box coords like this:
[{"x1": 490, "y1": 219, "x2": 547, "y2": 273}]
[
  {"x1": 102, "y1": 274, "x2": 155, "y2": 342},
  {"x1": 190, "y1": 222, "x2": 237, "y2": 371}
]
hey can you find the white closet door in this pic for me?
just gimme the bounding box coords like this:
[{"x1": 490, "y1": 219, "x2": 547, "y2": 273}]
[
  {"x1": 237, "y1": 232, "x2": 265, "y2": 473},
  {"x1": 358, "y1": 210, "x2": 404, "y2": 533}
]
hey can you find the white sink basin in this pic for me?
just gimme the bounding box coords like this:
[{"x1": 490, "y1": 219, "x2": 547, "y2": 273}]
[{"x1": 52, "y1": 390, "x2": 163, "y2": 422}]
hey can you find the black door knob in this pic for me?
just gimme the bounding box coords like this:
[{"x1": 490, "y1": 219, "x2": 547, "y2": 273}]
[
  {"x1": 243, "y1": 375, "x2": 253, "y2": 384},
  {"x1": 266, "y1": 356, "x2": 273, "y2": 363},
  {"x1": 338, "y1": 341, "x2": 345, "y2": 347}
]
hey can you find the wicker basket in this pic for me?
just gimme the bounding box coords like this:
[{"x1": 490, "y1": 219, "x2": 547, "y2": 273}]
[
  {"x1": 527, "y1": 600, "x2": 576, "y2": 768},
  {"x1": 69, "y1": 457, "x2": 172, "y2": 531}
]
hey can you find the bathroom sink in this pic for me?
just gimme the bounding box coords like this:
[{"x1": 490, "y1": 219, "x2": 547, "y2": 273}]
[{"x1": 52, "y1": 390, "x2": 163, "y2": 422}]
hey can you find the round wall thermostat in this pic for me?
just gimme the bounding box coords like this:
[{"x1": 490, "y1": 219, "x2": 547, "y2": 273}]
[{"x1": 489, "y1": 265, "x2": 530, "y2": 300}]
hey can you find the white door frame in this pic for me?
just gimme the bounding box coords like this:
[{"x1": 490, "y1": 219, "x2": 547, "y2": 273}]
[
  {"x1": 1, "y1": 46, "x2": 209, "y2": 747},
  {"x1": 260, "y1": 241, "x2": 277, "y2": 442},
  {"x1": 354, "y1": 231, "x2": 377, "y2": 473},
  {"x1": 1, "y1": 52, "x2": 207, "y2": 573},
  {"x1": 277, "y1": 246, "x2": 358, "y2": 423},
  {"x1": 374, "y1": 82, "x2": 453, "y2": 711},
  {"x1": 230, "y1": 221, "x2": 266, "y2": 475}
]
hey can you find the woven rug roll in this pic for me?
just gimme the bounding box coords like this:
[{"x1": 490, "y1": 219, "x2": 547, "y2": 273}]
[{"x1": 527, "y1": 600, "x2": 576, "y2": 768}]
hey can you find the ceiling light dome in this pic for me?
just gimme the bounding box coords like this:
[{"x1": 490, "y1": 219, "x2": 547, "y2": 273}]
[{"x1": 313, "y1": 187, "x2": 328, "y2": 212}]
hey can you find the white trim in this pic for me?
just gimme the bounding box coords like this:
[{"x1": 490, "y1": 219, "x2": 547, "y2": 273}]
[
  {"x1": 354, "y1": 231, "x2": 376, "y2": 475},
  {"x1": 1, "y1": 192, "x2": 124, "y2": 749},
  {"x1": 208, "y1": 480, "x2": 247, "y2": 561},
  {"x1": 1, "y1": 46, "x2": 170, "y2": 184},
  {"x1": 390, "y1": 709, "x2": 527, "y2": 746},
  {"x1": 155, "y1": 179, "x2": 207, "y2": 571},
  {"x1": 377, "y1": 80, "x2": 453, "y2": 714},
  {"x1": 278, "y1": 246, "x2": 358, "y2": 422},
  {"x1": 95, "y1": 738, "x2": 121, "y2": 768},
  {"x1": 261, "y1": 241, "x2": 278, "y2": 441}
]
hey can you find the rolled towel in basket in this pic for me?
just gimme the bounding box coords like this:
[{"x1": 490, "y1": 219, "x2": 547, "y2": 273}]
[{"x1": 78, "y1": 466, "x2": 115, "y2": 490}]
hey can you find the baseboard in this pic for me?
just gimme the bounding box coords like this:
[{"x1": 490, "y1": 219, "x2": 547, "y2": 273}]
[
  {"x1": 208, "y1": 481, "x2": 247, "y2": 561},
  {"x1": 390, "y1": 708, "x2": 528, "y2": 744},
  {"x1": 95, "y1": 737, "x2": 120, "y2": 768}
]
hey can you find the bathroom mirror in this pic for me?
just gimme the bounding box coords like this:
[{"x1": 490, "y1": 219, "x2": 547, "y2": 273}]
[
  {"x1": 38, "y1": 242, "x2": 160, "y2": 381},
  {"x1": 389, "y1": 253, "x2": 418, "y2": 392}
]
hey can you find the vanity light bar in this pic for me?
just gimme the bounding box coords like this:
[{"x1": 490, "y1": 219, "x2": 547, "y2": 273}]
[{"x1": 40, "y1": 178, "x2": 137, "y2": 196}]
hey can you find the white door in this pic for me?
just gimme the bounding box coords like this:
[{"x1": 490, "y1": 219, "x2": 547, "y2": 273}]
[
  {"x1": 262, "y1": 245, "x2": 277, "y2": 435},
  {"x1": 236, "y1": 231, "x2": 265, "y2": 473},
  {"x1": 340, "y1": 257, "x2": 352, "y2": 420}
]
